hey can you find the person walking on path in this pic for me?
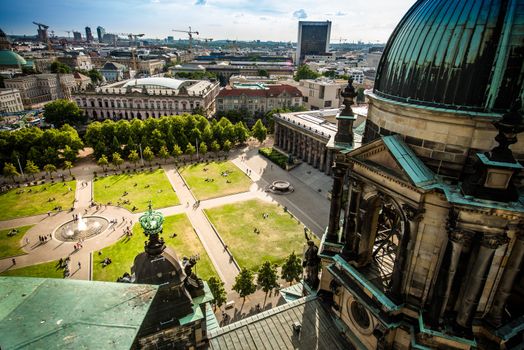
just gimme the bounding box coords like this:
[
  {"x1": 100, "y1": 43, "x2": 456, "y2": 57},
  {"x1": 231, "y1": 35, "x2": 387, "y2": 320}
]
[
  {"x1": 12, "y1": 258, "x2": 16, "y2": 265},
  {"x1": 78, "y1": 262, "x2": 81, "y2": 269}
]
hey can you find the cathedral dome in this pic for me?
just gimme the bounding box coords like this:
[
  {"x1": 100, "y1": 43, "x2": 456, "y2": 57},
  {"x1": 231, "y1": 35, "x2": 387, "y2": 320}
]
[
  {"x1": 374, "y1": 0, "x2": 524, "y2": 113},
  {"x1": 0, "y1": 50, "x2": 26, "y2": 67}
]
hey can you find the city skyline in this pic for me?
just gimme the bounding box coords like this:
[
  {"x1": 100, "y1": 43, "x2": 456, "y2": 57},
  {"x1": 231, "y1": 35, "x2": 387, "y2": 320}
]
[{"x1": 1, "y1": 0, "x2": 416, "y2": 43}]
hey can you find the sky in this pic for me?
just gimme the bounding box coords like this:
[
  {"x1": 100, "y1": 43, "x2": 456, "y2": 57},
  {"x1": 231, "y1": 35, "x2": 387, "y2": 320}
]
[{"x1": 0, "y1": 0, "x2": 416, "y2": 43}]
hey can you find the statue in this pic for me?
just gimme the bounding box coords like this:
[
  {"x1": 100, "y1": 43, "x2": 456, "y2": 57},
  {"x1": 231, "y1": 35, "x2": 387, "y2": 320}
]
[{"x1": 303, "y1": 240, "x2": 321, "y2": 288}]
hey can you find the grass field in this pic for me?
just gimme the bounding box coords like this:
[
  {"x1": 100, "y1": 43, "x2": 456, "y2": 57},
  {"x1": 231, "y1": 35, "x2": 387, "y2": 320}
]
[
  {"x1": 179, "y1": 161, "x2": 251, "y2": 200},
  {"x1": 205, "y1": 199, "x2": 317, "y2": 271},
  {"x1": 93, "y1": 213, "x2": 218, "y2": 282},
  {"x1": 0, "y1": 225, "x2": 33, "y2": 259},
  {"x1": 0, "y1": 260, "x2": 63, "y2": 278},
  {"x1": 93, "y1": 169, "x2": 179, "y2": 212},
  {"x1": 0, "y1": 181, "x2": 76, "y2": 221}
]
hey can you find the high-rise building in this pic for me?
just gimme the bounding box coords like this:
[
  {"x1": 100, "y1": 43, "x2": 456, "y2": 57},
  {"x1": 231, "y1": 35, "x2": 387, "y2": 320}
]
[
  {"x1": 96, "y1": 26, "x2": 105, "y2": 42},
  {"x1": 85, "y1": 26, "x2": 94, "y2": 42},
  {"x1": 73, "y1": 31, "x2": 82, "y2": 41},
  {"x1": 296, "y1": 21, "x2": 331, "y2": 65}
]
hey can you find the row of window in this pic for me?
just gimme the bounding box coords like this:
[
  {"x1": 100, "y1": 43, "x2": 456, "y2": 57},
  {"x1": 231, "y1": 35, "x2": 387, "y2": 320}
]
[{"x1": 77, "y1": 99, "x2": 199, "y2": 109}]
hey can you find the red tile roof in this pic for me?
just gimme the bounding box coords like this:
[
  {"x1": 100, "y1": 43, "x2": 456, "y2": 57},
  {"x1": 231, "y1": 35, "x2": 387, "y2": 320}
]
[{"x1": 218, "y1": 85, "x2": 302, "y2": 98}]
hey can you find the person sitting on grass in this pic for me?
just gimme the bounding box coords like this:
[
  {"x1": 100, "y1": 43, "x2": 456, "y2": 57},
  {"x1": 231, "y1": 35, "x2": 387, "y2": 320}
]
[{"x1": 102, "y1": 257, "x2": 112, "y2": 267}]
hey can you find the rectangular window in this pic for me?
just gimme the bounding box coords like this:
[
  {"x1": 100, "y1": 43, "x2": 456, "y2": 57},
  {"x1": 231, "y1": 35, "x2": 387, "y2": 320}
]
[{"x1": 324, "y1": 100, "x2": 332, "y2": 107}]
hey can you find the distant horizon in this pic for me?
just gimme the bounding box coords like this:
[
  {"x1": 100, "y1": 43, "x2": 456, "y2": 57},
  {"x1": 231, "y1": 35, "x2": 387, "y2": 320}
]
[{"x1": 0, "y1": 0, "x2": 416, "y2": 43}]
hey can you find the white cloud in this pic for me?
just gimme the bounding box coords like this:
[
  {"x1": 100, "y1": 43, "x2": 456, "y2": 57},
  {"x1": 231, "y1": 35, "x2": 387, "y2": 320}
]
[{"x1": 293, "y1": 9, "x2": 307, "y2": 19}]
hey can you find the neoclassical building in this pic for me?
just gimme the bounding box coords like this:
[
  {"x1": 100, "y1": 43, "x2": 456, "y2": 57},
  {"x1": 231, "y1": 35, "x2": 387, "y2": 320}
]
[
  {"x1": 73, "y1": 77, "x2": 220, "y2": 120},
  {"x1": 318, "y1": 0, "x2": 524, "y2": 349},
  {"x1": 273, "y1": 108, "x2": 365, "y2": 175}
]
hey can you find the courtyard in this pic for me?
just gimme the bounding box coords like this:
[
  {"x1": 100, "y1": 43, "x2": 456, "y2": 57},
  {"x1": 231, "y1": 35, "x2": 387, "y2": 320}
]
[
  {"x1": 0, "y1": 181, "x2": 76, "y2": 221},
  {"x1": 178, "y1": 161, "x2": 252, "y2": 200},
  {"x1": 93, "y1": 169, "x2": 179, "y2": 212}
]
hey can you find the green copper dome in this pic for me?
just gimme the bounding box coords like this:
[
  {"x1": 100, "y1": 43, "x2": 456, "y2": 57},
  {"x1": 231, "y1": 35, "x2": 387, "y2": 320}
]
[
  {"x1": 0, "y1": 50, "x2": 27, "y2": 67},
  {"x1": 374, "y1": 0, "x2": 524, "y2": 113},
  {"x1": 139, "y1": 202, "x2": 164, "y2": 236}
]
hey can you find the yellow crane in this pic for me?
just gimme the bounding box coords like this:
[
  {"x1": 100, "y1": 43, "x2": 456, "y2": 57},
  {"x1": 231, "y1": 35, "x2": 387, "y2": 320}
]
[{"x1": 172, "y1": 26, "x2": 199, "y2": 51}]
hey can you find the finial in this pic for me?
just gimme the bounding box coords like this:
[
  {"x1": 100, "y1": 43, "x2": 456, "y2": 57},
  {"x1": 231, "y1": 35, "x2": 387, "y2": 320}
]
[
  {"x1": 340, "y1": 77, "x2": 357, "y2": 116},
  {"x1": 489, "y1": 98, "x2": 524, "y2": 163}
]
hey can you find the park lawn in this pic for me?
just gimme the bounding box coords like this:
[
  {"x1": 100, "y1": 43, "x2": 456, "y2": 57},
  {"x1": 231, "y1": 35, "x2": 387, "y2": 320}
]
[
  {"x1": 0, "y1": 260, "x2": 63, "y2": 278},
  {"x1": 93, "y1": 213, "x2": 218, "y2": 283},
  {"x1": 179, "y1": 161, "x2": 251, "y2": 200},
  {"x1": 205, "y1": 199, "x2": 318, "y2": 271},
  {"x1": 0, "y1": 225, "x2": 33, "y2": 259},
  {"x1": 93, "y1": 169, "x2": 179, "y2": 212},
  {"x1": 0, "y1": 181, "x2": 76, "y2": 221}
]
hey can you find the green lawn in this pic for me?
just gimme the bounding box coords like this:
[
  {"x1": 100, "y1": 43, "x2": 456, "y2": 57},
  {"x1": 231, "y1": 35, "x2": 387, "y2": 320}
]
[
  {"x1": 93, "y1": 169, "x2": 179, "y2": 212},
  {"x1": 93, "y1": 213, "x2": 218, "y2": 282},
  {"x1": 179, "y1": 161, "x2": 251, "y2": 200},
  {"x1": 0, "y1": 225, "x2": 33, "y2": 259},
  {"x1": 0, "y1": 181, "x2": 76, "y2": 221},
  {"x1": 0, "y1": 260, "x2": 63, "y2": 278},
  {"x1": 205, "y1": 199, "x2": 317, "y2": 271}
]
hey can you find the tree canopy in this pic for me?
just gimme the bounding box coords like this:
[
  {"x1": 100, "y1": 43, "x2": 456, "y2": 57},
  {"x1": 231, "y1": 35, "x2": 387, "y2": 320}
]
[
  {"x1": 251, "y1": 119, "x2": 267, "y2": 143},
  {"x1": 50, "y1": 61, "x2": 71, "y2": 74},
  {"x1": 232, "y1": 269, "x2": 257, "y2": 305},
  {"x1": 257, "y1": 261, "x2": 279, "y2": 305},
  {"x1": 281, "y1": 252, "x2": 303, "y2": 286},
  {"x1": 44, "y1": 99, "x2": 86, "y2": 127},
  {"x1": 208, "y1": 277, "x2": 227, "y2": 310},
  {"x1": 294, "y1": 64, "x2": 320, "y2": 81}
]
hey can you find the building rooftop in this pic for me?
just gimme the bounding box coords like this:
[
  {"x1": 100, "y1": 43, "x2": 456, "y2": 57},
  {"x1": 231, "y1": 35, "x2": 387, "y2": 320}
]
[
  {"x1": 218, "y1": 84, "x2": 302, "y2": 98},
  {"x1": 0, "y1": 50, "x2": 27, "y2": 67},
  {"x1": 0, "y1": 277, "x2": 157, "y2": 350},
  {"x1": 208, "y1": 296, "x2": 351, "y2": 350}
]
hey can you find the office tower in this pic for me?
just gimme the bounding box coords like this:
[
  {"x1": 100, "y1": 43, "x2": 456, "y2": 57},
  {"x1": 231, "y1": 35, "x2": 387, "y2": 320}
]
[
  {"x1": 296, "y1": 21, "x2": 331, "y2": 65},
  {"x1": 97, "y1": 26, "x2": 106, "y2": 42}
]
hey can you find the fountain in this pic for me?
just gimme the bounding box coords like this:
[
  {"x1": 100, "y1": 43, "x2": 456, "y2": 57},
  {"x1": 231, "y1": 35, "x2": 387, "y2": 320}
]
[
  {"x1": 265, "y1": 180, "x2": 294, "y2": 194},
  {"x1": 54, "y1": 215, "x2": 109, "y2": 242}
]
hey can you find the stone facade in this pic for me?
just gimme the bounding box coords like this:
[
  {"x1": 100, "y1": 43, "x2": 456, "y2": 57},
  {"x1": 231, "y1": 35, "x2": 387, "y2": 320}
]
[
  {"x1": 217, "y1": 85, "x2": 302, "y2": 114},
  {"x1": 297, "y1": 78, "x2": 347, "y2": 110},
  {"x1": 4, "y1": 74, "x2": 75, "y2": 109},
  {"x1": 0, "y1": 88, "x2": 24, "y2": 113},
  {"x1": 74, "y1": 78, "x2": 220, "y2": 120}
]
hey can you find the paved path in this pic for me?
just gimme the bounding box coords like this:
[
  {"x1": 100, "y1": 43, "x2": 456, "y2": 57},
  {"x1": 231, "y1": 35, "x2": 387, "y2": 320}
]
[{"x1": 0, "y1": 143, "x2": 333, "y2": 294}]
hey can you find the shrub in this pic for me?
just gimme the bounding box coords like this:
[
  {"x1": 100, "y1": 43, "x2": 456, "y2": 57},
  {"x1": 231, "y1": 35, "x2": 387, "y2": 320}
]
[{"x1": 258, "y1": 148, "x2": 288, "y2": 169}]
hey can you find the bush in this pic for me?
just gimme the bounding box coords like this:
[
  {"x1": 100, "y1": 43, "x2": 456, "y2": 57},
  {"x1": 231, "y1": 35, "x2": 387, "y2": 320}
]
[{"x1": 259, "y1": 148, "x2": 289, "y2": 169}]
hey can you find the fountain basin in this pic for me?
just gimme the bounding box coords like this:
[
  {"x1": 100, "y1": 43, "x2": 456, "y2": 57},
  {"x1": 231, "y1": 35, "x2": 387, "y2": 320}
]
[
  {"x1": 265, "y1": 180, "x2": 294, "y2": 194},
  {"x1": 54, "y1": 216, "x2": 109, "y2": 242}
]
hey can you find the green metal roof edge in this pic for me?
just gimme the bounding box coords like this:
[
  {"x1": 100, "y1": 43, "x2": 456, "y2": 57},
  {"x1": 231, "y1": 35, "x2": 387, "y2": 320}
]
[
  {"x1": 332, "y1": 255, "x2": 402, "y2": 312},
  {"x1": 179, "y1": 303, "x2": 204, "y2": 326},
  {"x1": 418, "y1": 314, "x2": 477, "y2": 346},
  {"x1": 477, "y1": 153, "x2": 523, "y2": 169},
  {"x1": 382, "y1": 135, "x2": 436, "y2": 187},
  {"x1": 192, "y1": 281, "x2": 214, "y2": 305}
]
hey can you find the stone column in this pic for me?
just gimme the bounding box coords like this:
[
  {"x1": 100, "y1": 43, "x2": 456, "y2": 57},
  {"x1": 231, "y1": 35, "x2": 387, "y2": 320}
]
[
  {"x1": 291, "y1": 130, "x2": 297, "y2": 155},
  {"x1": 439, "y1": 230, "x2": 472, "y2": 320},
  {"x1": 326, "y1": 151, "x2": 333, "y2": 176},
  {"x1": 456, "y1": 234, "x2": 508, "y2": 327},
  {"x1": 274, "y1": 123, "x2": 279, "y2": 147},
  {"x1": 307, "y1": 138, "x2": 313, "y2": 164},
  {"x1": 342, "y1": 180, "x2": 362, "y2": 256},
  {"x1": 487, "y1": 231, "x2": 524, "y2": 326},
  {"x1": 326, "y1": 164, "x2": 347, "y2": 242},
  {"x1": 320, "y1": 147, "x2": 326, "y2": 173}
]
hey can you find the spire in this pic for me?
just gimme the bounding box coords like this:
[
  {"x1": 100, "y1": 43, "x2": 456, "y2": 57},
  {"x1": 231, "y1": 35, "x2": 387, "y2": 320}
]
[{"x1": 139, "y1": 201, "x2": 166, "y2": 256}]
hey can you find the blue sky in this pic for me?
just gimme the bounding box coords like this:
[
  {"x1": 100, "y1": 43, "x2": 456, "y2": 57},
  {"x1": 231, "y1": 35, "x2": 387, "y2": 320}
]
[{"x1": 0, "y1": 0, "x2": 416, "y2": 42}]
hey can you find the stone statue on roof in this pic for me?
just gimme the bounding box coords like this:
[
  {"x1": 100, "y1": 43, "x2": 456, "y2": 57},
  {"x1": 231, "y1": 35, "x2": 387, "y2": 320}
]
[{"x1": 303, "y1": 240, "x2": 321, "y2": 288}]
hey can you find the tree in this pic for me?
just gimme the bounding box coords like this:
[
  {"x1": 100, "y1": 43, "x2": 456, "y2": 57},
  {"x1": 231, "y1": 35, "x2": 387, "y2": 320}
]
[
  {"x1": 251, "y1": 119, "x2": 267, "y2": 144},
  {"x1": 208, "y1": 277, "x2": 227, "y2": 310},
  {"x1": 158, "y1": 145, "x2": 170, "y2": 164},
  {"x1": 143, "y1": 146, "x2": 154, "y2": 166},
  {"x1": 257, "y1": 69, "x2": 269, "y2": 77},
  {"x1": 172, "y1": 144, "x2": 183, "y2": 163},
  {"x1": 62, "y1": 145, "x2": 77, "y2": 163},
  {"x1": 199, "y1": 141, "x2": 208, "y2": 156},
  {"x1": 112, "y1": 152, "x2": 124, "y2": 169},
  {"x1": 357, "y1": 87, "x2": 365, "y2": 103},
  {"x1": 50, "y1": 61, "x2": 72, "y2": 74},
  {"x1": 97, "y1": 155, "x2": 109, "y2": 171},
  {"x1": 222, "y1": 139, "x2": 232, "y2": 153},
  {"x1": 232, "y1": 269, "x2": 257, "y2": 307},
  {"x1": 210, "y1": 140, "x2": 220, "y2": 157},
  {"x1": 128, "y1": 149, "x2": 140, "y2": 167},
  {"x1": 257, "y1": 261, "x2": 279, "y2": 305},
  {"x1": 185, "y1": 143, "x2": 196, "y2": 160},
  {"x1": 281, "y1": 252, "x2": 303, "y2": 286},
  {"x1": 25, "y1": 160, "x2": 40, "y2": 180},
  {"x1": 322, "y1": 70, "x2": 337, "y2": 79},
  {"x1": 87, "y1": 69, "x2": 103, "y2": 85},
  {"x1": 294, "y1": 64, "x2": 320, "y2": 81},
  {"x1": 43, "y1": 99, "x2": 86, "y2": 127},
  {"x1": 63, "y1": 160, "x2": 73, "y2": 176},
  {"x1": 43, "y1": 164, "x2": 57, "y2": 179},
  {"x1": 3, "y1": 163, "x2": 19, "y2": 182}
]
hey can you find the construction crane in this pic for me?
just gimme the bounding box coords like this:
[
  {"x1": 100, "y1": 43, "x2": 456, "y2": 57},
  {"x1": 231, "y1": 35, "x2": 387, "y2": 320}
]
[
  {"x1": 198, "y1": 37, "x2": 213, "y2": 49},
  {"x1": 119, "y1": 33, "x2": 145, "y2": 72},
  {"x1": 33, "y1": 21, "x2": 52, "y2": 50},
  {"x1": 172, "y1": 26, "x2": 199, "y2": 51}
]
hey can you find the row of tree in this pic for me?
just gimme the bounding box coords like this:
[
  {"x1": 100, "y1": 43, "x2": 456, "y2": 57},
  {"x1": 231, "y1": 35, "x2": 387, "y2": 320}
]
[
  {"x1": 208, "y1": 251, "x2": 303, "y2": 310},
  {"x1": 84, "y1": 114, "x2": 266, "y2": 160},
  {"x1": 0, "y1": 124, "x2": 84, "y2": 171}
]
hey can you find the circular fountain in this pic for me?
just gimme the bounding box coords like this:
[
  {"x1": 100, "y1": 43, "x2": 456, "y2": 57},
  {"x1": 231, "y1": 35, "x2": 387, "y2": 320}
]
[
  {"x1": 265, "y1": 180, "x2": 294, "y2": 194},
  {"x1": 54, "y1": 214, "x2": 110, "y2": 242}
]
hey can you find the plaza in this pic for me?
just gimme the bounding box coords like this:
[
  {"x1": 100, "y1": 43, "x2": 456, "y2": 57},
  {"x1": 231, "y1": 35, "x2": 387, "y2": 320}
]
[{"x1": 0, "y1": 142, "x2": 331, "y2": 300}]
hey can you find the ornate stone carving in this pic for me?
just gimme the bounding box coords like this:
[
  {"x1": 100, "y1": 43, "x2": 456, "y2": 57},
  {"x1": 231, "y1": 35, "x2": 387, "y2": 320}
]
[
  {"x1": 481, "y1": 234, "x2": 510, "y2": 249},
  {"x1": 449, "y1": 230, "x2": 474, "y2": 244},
  {"x1": 401, "y1": 204, "x2": 424, "y2": 221}
]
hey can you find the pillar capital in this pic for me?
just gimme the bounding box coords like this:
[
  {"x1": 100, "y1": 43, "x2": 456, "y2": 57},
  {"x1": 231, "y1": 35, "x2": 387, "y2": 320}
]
[
  {"x1": 332, "y1": 163, "x2": 347, "y2": 178},
  {"x1": 401, "y1": 203, "x2": 424, "y2": 222},
  {"x1": 481, "y1": 234, "x2": 510, "y2": 249},
  {"x1": 449, "y1": 230, "x2": 474, "y2": 245}
]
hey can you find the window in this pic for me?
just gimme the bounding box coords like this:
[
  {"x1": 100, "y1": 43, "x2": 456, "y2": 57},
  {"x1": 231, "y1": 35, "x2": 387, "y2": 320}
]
[
  {"x1": 303, "y1": 96, "x2": 309, "y2": 102},
  {"x1": 324, "y1": 101, "x2": 332, "y2": 107}
]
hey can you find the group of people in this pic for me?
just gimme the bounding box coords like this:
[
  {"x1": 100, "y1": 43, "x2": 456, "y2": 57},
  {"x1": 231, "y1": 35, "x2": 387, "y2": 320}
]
[
  {"x1": 262, "y1": 213, "x2": 269, "y2": 219},
  {"x1": 73, "y1": 239, "x2": 84, "y2": 251},
  {"x1": 102, "y1": 257, "x2": 112, "y2": 267},
  {"x1": 39, "y1": 234, "x2": 51, "y2": 243},
  {"x1": 253, "y1": 227, "x2": 260, "y2": 234},
  {"x1": 193, "y1": 200, "x2": 201, "y2": 209},
  {"x1": 7, "y1": 228, "x2": 19, "y2": 237}
]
